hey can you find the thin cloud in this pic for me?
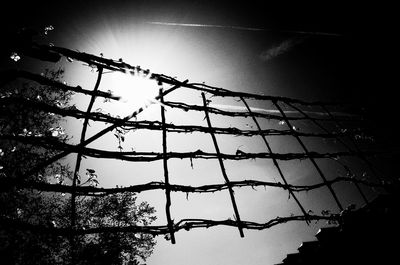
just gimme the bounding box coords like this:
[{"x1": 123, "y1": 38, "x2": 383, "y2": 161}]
[{"x1": 260, "y1": 38, "x2": 304, "y2": 62}]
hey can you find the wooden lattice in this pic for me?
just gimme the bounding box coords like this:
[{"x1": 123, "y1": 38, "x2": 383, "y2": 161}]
[{"x1": 1, "y1": 40, "x2": 395, "y2": 249}]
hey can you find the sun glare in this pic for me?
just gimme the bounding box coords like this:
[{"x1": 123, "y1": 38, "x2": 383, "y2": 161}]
[{"x1": 106, "y1": 71, "x2": 161, "y2": 117}]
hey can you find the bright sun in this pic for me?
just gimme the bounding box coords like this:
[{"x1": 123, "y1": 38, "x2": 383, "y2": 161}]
[{"x1": 107, "y1": 71, "x2": 161, "y2": 117}]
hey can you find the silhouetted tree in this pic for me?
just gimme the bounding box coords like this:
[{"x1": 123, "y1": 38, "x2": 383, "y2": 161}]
[
  {"x1": 75, "y1": 193, "x2": 157, "y2": 265},
  {"x1": 0, "y1": 68, "x2": 156, "y2": 265}
]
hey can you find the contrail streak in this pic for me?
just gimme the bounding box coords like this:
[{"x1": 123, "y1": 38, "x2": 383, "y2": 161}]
[
  {"x1": 146, "y1": 21, "x2": 342, "y2": 37},
  {"x1": 209, "y1": 104, "x2": 356, "y2": 117},
  {"x1": 147, "y1": 21, "x2": 265, "y2": 31}
]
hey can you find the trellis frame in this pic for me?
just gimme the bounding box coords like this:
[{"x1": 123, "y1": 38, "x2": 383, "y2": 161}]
[{"x1": 0, "y1": 42, "x2": 394, "y2": 248}]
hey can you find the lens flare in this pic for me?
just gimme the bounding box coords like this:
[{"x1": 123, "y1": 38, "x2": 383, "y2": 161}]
[{"x1": 105, "y1": 71, "x2": 160, "y2": 117}]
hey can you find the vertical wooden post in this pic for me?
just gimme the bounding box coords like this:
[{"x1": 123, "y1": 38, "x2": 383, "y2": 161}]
[
  {"x1": 160, "y1": 88, "x2": 176, "y2": 244},
  {"x1": 240, "y1": 97, "x2": 310, "y2": 223},
  {"x1": 286, "y1": 102, "x2": 369, "y2": 205},
  {"x1": 201, "y1": 93, "x2": 244, "y2": 237},
  {"x1": 70, "y1": 67, "x2": 103, "y2": 262},
  {"x1": 23, "y1": 80, "x2": 188, "y2": 182},
  {"x1": 273, "y1": 100, "x2": 343, "y2": 211},
  {"x1": 320, "y1": 105, "x2": 383, "y2": 182}
]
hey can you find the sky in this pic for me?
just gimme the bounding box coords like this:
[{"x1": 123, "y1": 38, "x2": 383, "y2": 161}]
[{"x1": 2, "y1": 1, "x2": 398, "y2": 264}]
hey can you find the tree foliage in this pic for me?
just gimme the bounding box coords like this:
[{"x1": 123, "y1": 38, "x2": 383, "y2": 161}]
[
  {"x1": 75, "y1": 193, "x2": 157, "y2": 265},
  {"x1": 0, "y1": 68, "x2": 157, "y2": 264}
]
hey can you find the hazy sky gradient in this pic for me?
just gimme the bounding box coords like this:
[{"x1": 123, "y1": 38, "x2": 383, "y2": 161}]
[{"x1": 2, "y1": 1, "x2": 397, "y2": 264}]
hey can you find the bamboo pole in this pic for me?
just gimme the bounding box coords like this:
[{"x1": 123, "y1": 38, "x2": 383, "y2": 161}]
[
  {"x1": 240, "y1": 97, "x2": 310, "y2": 223},
  {"x1": 0, "y1": 69, "x2": 118, "y2": 100},
  {"x1": 0, "y1": 214, "x2": 337, "y2": 237},
  {"x1": 320, "y1": 105, "x2": 384, "y2": 183},
  {"x1": 272, "y1": 100, "x2": 343, "y2": 211},
  {"x1": 2, "y1": 173, "x2": 384, "y2": 197},
  {"x1": 21, "y1": 81, "x2": 187, "y2": 181},
  {"x1": 3, "y1": 134, "x2": 382, "y2": 163},
  {"x1": 285, "y1": 102, "x2": 369, "y2": 205},
  {"x1": 24, "y1": 43, "x2": 347, "y2": 107},
  {"x1": 201, "y1": 92, "x2": 244, "y2": 237},
  {"x1": 160, "y1": 88, "x2": 176, "y2": 244},
  {"x1": 70, "y1": 66, "x2": 103, "y2": 262},
  {"x1": 162, "y1": 100, "x2": 360, "y2": 122}
]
